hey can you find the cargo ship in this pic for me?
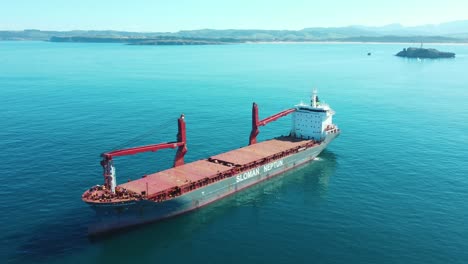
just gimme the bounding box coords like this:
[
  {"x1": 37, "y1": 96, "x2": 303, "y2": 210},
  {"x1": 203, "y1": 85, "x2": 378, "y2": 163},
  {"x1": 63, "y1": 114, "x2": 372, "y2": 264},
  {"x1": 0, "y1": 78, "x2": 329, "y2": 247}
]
[{"x1": 82, "y1": 91, "x2": 340, "y2": 234}]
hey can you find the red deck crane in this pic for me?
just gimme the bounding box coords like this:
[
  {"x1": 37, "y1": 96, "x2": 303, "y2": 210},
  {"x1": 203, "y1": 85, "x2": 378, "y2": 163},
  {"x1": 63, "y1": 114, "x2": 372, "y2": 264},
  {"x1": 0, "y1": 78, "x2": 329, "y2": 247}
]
[
  {"x1": 100, "y1": 114, "x2": 187, "y2": 193},
  {"x1": 249, "y1": 103, "x2": 295, "y2": 145}
]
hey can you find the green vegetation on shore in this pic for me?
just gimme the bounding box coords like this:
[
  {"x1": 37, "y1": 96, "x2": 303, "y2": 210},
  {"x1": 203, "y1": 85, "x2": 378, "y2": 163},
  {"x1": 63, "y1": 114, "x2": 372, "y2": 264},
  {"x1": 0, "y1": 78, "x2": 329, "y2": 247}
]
[
  {"x1": 2, "y1": 21, "x2": 468, "y2": 45},
  {"x1": 49, "y1": 36, "x2": 242, "y2": 45}
]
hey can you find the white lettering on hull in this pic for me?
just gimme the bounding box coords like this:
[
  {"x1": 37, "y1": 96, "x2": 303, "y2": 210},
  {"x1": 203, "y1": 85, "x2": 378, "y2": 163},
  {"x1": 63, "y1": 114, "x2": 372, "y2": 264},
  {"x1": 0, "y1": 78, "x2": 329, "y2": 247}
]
[
  {"x1": 236, "y1": 168, "x2": 260, "y2": 183},
  {"x1": 236, "y1": 160, "x2": 284, "y2": 183},
  {"x1": 263, "y1": 160, "x2": 283, "y2": 173}
]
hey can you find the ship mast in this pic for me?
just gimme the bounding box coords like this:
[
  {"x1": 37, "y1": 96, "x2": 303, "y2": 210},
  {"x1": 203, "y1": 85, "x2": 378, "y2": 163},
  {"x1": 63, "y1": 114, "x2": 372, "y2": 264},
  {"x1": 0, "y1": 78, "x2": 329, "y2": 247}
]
[{"x1": 311, "y1": 89, "x2": 318, "y2": 108}]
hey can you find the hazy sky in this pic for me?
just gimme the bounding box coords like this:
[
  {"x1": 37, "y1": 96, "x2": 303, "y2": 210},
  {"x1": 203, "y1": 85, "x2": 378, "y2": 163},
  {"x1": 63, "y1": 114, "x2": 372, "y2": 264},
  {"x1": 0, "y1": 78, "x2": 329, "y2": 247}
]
[{"x1": 1, "y1": 0, "x2": 467, "y2": 31}]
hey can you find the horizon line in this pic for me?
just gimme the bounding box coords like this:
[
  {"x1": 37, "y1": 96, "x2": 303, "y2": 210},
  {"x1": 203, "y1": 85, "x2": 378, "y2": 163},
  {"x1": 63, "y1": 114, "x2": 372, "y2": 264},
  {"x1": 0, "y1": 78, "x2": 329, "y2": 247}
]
[{"x1": 2, "y1": 19, "x2": 468, "y2": 33}]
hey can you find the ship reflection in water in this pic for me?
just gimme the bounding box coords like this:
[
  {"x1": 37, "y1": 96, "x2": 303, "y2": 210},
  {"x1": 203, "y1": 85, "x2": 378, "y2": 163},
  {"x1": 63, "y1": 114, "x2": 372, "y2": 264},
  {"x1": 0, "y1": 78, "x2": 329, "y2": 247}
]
[{"x1": 228, "y1": 149, "x2": 337, "y2": 207}]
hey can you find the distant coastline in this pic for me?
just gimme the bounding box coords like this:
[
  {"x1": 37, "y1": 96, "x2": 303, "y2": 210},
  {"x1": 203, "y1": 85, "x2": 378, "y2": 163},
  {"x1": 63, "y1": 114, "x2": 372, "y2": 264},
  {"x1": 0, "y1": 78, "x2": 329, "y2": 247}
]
[
  {"x1": 248, "y1": 41, "x2": 468, "y2": 45},
  {"x1": 49, "y1": 36, "x2": 240, "y2": 45},
  {"x1": 46, "y1": 36, "x2": 468, "y2": 45},
  {"x1": 44, "y1": 34, "x2": 468, "y2": 45},
  {"x1": 2, "y1": 26, "x2": 468, "y2": 45}
]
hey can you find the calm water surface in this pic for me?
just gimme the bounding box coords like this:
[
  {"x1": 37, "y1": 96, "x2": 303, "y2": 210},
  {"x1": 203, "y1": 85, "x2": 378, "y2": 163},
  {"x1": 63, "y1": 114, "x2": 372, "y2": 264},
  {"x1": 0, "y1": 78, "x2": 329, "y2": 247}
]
[{"x1": 0, "y1": 41, "x2": 467, "y2": 263}]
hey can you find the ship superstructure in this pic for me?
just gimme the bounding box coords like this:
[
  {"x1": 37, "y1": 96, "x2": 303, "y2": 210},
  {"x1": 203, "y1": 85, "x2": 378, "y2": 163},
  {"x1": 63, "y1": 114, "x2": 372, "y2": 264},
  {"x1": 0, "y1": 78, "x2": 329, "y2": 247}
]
[
  {"x1": 82, "y1": 91, "x2": 340, "y2": 234},
  {"x1": 292, "y1": 90, "x2": 336, "y2": 140}
]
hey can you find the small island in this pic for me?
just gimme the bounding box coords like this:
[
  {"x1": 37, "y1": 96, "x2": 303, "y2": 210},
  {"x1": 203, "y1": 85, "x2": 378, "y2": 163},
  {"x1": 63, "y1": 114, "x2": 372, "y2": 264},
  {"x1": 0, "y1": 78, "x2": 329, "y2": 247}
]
[{"x1": 396, "y1": 47, "x2": 455, "y2": 58}]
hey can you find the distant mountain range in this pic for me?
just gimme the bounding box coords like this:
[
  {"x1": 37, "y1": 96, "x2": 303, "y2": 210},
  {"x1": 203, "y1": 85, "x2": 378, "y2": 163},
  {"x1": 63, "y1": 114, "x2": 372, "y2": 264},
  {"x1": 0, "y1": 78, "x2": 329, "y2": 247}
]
[
  {"x1": 2, "y1": 20, "x2": 468, "y2": 44},
  {"x1": 350, "y1": 20, "x2": 468, "y2": 37}
]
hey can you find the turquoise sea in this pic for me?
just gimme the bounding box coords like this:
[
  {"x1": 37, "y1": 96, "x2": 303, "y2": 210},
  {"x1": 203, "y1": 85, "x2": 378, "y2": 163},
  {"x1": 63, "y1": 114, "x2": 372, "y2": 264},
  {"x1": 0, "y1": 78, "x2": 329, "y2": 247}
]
[{"x1": 1, "y1": 41, "x2": 467, "y2": 263}]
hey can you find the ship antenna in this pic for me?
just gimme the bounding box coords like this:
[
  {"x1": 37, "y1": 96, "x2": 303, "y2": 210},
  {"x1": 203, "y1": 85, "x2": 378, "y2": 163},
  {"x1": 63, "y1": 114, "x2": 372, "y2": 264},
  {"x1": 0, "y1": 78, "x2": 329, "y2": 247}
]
[{"x1": 311, "y1": 89, "x2": 318, "y2": 108}]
